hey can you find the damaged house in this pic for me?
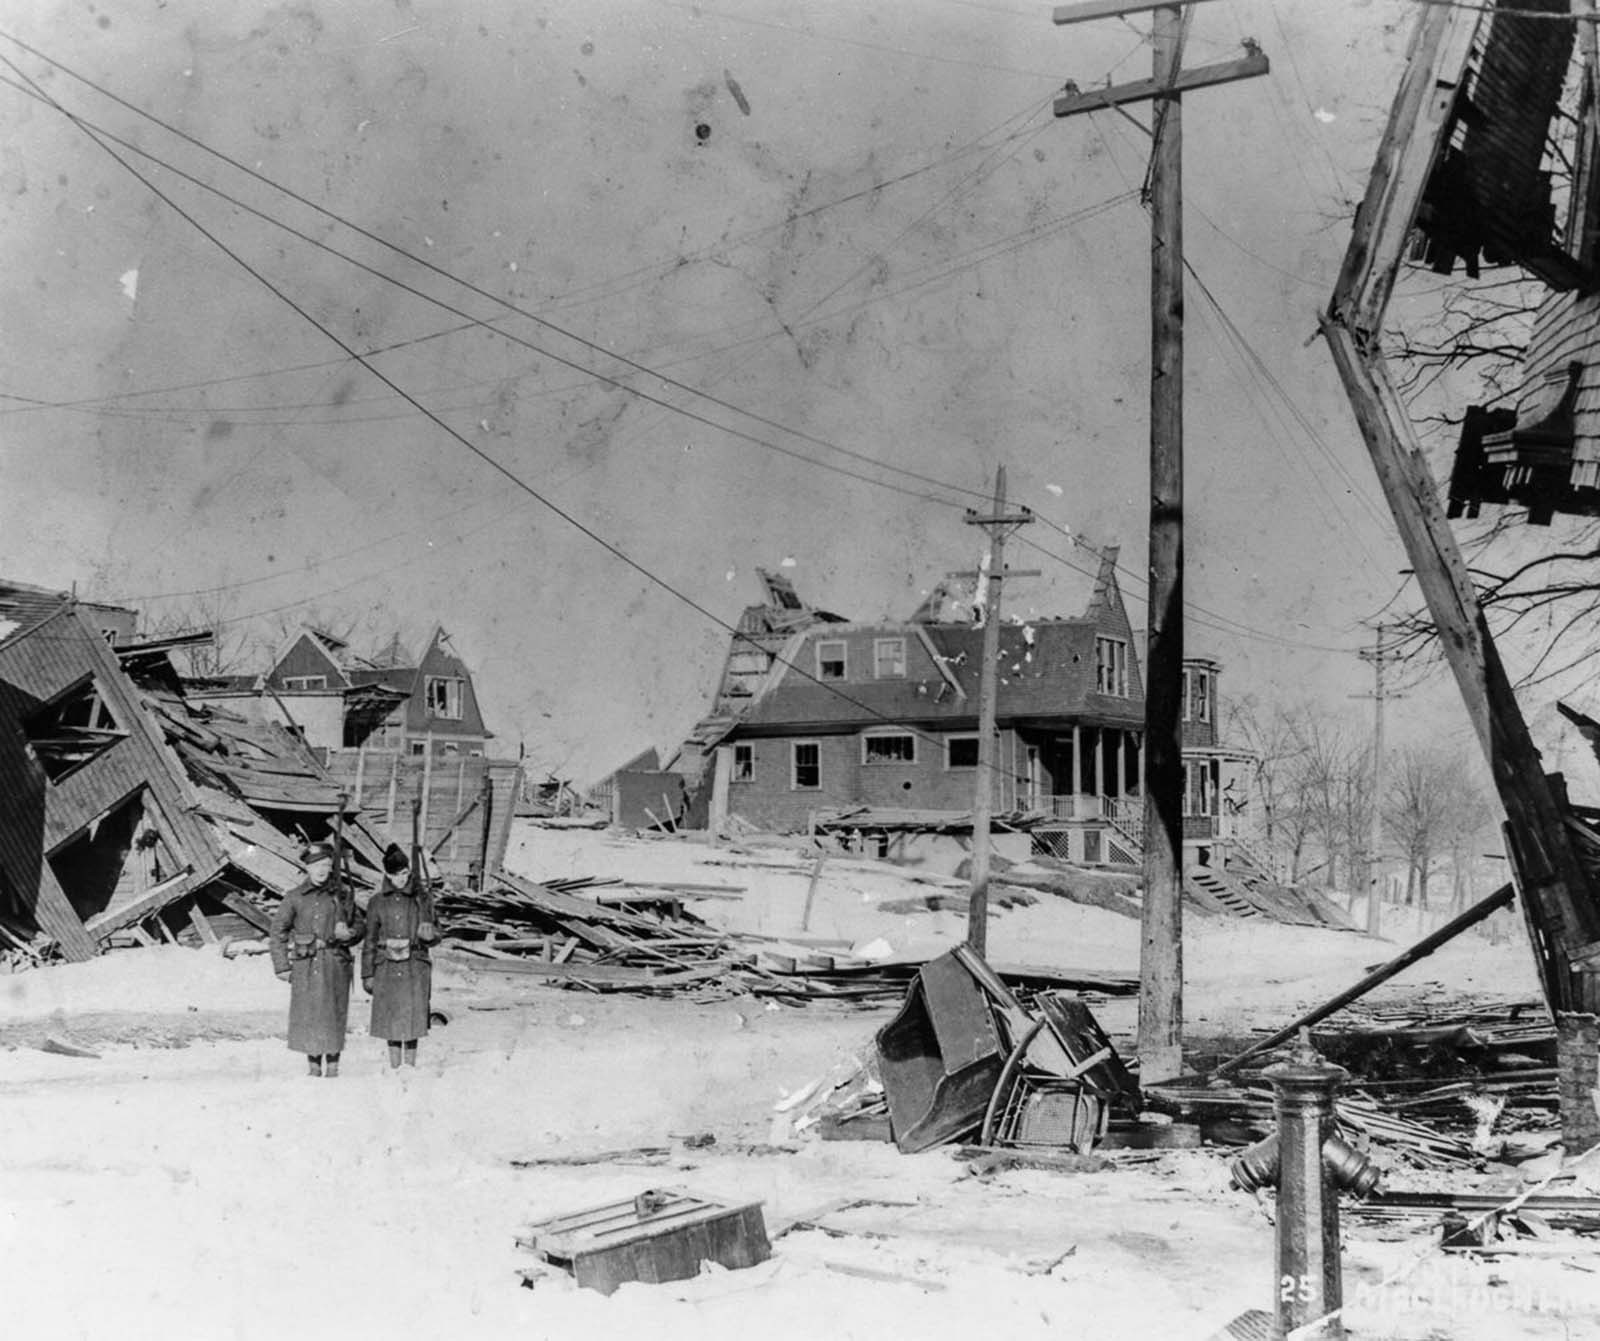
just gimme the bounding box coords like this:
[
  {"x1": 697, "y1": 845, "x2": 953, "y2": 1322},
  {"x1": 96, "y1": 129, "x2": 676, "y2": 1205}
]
[
  {"x1": 704, "y1": 552, "x2": 1252, "y2": 872},
  {"x1": 0, "y1": 589, "x2": 522, "y2": 965},
  {"x1": 1435, "y1": 2, "x2": 1600, "y2": 524}
]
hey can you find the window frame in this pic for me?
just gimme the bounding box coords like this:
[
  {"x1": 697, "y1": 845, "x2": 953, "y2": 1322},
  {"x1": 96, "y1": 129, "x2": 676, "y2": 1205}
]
[
  {"x1": 815, "y1": 639, "x2": 848, "y2": 681},
  {"x1": 945, "y1": 733, "x2": 980, "y2": 770},
  {"x1": 861, "y1": 730, "x2": 916, "y2": 766},
  {"x1": 1095, "y1": 636, "x2": 1128, "y2": 697},
  {"x1": 732, "y1": 743, "x2": 755, "y2": 783},
  {"x1": 873, "y1": 637, "x2": 907, "y2": 679},
  {"x1": 791, "y1": 740, "x2": 822, "y2": 791},
  {"x1": 425, "y1": 675, "x2": 465, "y2": 720},
  {"x1": 282, "y1": 675, "x2": 328, "y2": 692}
]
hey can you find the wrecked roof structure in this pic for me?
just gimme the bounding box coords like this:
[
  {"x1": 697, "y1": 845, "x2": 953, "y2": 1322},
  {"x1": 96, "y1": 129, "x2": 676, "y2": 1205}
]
[
  {"x1": 1324, "y1": 0, "x2": 1600, "y2": 1015},
  {"x1": 1430, "y1": 3, "x2": 1600, "y2": 525},
  {"x1": 0, "y1": 601, "x2": 393, "y2": 964}
]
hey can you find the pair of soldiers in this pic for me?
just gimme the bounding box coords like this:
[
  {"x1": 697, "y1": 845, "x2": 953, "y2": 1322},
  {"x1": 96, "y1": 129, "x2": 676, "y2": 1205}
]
[{"x1": 267, "y1": 840, "x2": 438, "y2": 1076}]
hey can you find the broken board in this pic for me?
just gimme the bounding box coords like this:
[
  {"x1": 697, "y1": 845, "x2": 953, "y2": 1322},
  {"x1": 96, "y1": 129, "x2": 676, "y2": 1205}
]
[{"x1": 517, "y1": 1190, "x2": 770, "y2": 1295}]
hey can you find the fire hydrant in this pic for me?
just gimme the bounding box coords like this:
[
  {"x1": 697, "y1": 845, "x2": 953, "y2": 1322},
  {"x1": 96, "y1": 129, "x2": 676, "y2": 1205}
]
[{"x1": 1229, "y1": 1031, "x2": 1382, "y2": 1340}]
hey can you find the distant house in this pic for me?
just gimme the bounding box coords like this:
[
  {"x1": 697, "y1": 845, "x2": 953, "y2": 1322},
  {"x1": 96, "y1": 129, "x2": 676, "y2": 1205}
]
[
  {"x1": 708, "y1": 552, "x2": 1249, "y2": 866},
  {"x1": 192, "y1": 625, "x2": 493, "y2": 758}
]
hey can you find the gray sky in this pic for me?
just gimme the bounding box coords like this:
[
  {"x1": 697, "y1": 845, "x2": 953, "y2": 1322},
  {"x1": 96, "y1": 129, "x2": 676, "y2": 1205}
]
[{"x1": 0, "y1": 0, "x2": 1524, "y2": 782}]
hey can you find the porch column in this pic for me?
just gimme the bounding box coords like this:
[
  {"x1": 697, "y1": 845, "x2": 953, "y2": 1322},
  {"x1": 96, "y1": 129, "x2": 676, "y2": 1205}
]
[
  {"x1": 1094, "y1": 727, "x2": 1104, "y2": 799},
  {"x1": 1072, "y1": 724, "x2": 1082, "y2": 799},
  {"x1": 1117, "y1": 731, "x2": 1128, "y2": 798}
]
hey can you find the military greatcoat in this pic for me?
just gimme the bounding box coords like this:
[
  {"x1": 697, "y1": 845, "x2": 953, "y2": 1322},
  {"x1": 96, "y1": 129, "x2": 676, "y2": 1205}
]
[
  {"x1": 361, "y1": 877, "x2": 437, "y2": 1042},
  {"x1": 268, "y1": 879, "x2": 365, "y2": 1055}
]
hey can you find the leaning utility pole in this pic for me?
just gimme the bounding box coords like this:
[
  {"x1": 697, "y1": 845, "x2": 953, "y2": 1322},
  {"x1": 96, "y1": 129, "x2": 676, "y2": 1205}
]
[
  {"x1": 1053, "y1": 0, "x2": 1268, "y2": 1081},
  {"x1": 963, "y1": 466, "x2": 1034, "y2": 958},
  {"x1": 1357, "y1": 626, "x2": 1404, "y2": 936}
]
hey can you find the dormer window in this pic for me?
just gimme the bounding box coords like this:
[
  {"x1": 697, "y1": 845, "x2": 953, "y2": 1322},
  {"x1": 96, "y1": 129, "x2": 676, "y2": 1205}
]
[{"x1": 816, "y1": 640, "x2": 847, "y2": 681}]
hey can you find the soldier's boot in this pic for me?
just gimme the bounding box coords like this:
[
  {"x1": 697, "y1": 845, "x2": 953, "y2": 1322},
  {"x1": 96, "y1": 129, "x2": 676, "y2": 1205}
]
[
  {"x1": 307, "y1": 1055, "x2": 323, "y2": 1077},
  {"x1": 388, "y1": 1042, "x2": 403, "y2": 1069},
  {"x1": 402, "y1": 1041, "x2": 418, "y2": 1067},
  {"x1": 324, "y1": 1053, "x2": 340, "y2": 1079}
]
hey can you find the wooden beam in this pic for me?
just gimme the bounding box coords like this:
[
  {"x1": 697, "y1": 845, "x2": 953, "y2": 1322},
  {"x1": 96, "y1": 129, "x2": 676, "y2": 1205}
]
[
  {"x1": 1329, "y1": 4, "x2": 1476, "y2": 335},
  {"x1": 1054, "y1": 0, "x2": 1218, "y2": 27},
  {"x1": 1053, "y1": 49, "x2": 1268, "y2": 119},
  {"x1": 1211, "y1": 883, "x2": 1515, "y2": 1076},
  {"x1": 1320, "y1": 322, "x2": 1600, "y2": 1007},
  {"x1": 187, "y1": 904, "x2": 219, "y2": 946},
  {"x1": 84, "y1": 866, "x2": 198, "y2": 940}
]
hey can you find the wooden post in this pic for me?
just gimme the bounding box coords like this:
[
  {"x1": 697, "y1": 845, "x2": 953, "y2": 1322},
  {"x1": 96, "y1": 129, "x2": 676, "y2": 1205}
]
[
  {"x1": 1072, "y1": 723, "x2": 1082, "y2": 808},
  {"x1": 1135, "y1": 2, "x2": 1188, "y2": 1085},
  {"x1": 477, "y1": 769, "x2": 494, "y2": 887},
  {"x1": 353, "y1": 746, "x2": 367, "y2": 816},
  {"x1": 963, "y1": 466, "x2": 1034, "y2": 959},
  {"x1": 1358, "y1": 626, "x2": 1401, "y2": 936},
  {"x1": 449, "y1": 759, "x2": 467, "y2": 862},
  {"x1": 1051, "y1": 0, "x2": 1269, "y2": 1092},
  {"x1": 385, "y1": 751, "x2": 400, "y2": 835},
  {"x1": 709, "y1": 745, "x2": 733, "y2": 846}
]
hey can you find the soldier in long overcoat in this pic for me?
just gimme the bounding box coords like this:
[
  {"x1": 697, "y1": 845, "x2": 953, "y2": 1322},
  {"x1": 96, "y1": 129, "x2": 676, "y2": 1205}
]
[
  {"x1": 269, "y1": 841, "x2": 366, "y2": 1077},
  {"x1": 361, "y1": 843, "x2": 439, "y2": 1069}
]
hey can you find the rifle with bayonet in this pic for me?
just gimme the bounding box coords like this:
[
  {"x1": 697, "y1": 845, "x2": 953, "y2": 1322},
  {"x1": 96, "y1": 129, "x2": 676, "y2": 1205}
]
[{"x1": 412, "y1": 796, "x2": 438, "y2": 943}]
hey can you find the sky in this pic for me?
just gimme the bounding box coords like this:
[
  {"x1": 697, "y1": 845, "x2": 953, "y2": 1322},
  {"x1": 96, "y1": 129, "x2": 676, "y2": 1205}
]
[{"x1": 0, "y1": 0, "x2": 1572, "y2": 786}]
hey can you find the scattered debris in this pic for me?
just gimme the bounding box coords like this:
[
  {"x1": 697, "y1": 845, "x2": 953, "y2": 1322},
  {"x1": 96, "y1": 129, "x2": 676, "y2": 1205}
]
[{"x1": 515, "y1": 1189, "x2": 771, "y2": 1294}]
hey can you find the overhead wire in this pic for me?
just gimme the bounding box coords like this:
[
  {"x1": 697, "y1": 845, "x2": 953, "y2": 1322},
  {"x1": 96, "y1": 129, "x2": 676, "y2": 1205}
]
[
  {"x1": 7, "y1": 52, "x2": 1060, "y2": 790},
  {"x1": 4, "y1": 32, "x2": 1360, "y2": 662}
]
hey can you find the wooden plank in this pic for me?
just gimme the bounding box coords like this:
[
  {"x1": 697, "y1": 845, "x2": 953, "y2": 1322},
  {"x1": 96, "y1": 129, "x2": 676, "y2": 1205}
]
[
  {"x1": 1053, "y1": 0, "x2": 1218, "y2": 27},
  {"x1": 187, "y1": 904, "x2": 219, "y2": 946},
  {"x1": 212, "y1": 887, "x2": 272, "y2": 933},
  {"x1": 84, "y1": 866, "x2": 201, "y2": 940},
  {"x1": 1053, "y1": 49, "x2": 1268, "y2": 119},
  {"x1": 31, "y1": 863, "x2": 98, "y2": 962}
]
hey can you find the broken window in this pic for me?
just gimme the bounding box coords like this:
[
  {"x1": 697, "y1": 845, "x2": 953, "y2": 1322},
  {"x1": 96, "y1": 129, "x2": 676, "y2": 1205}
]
[
  {"x1": 792, "y1": 741, "x2": 821, "y2": 790},
  {"x1": 426, "y1": 675, "x2": 464, "y2": 719},
  {"x1": 946, "y1": 735, "x2": 979, "y2": 769},
  {"x1": 1095, "y1": 637, "x2": 1128, "y2": 697},
  {"x1": 24, "y1": 676, "x2": 128, "y2": 783},
  {"x1": 733, "y1": 744, "x2": 754, "y2": 782},
  {"x1": 874, "y1": 638, "x2": 907, "y2": 679},
  {"x1": 282, "y1": 675, "x2": 327, "y2": 691},
  {"x1": 862, "y1": 732, "x2": 915, "y2": 765},
  {"x1": 816, "y1": 640, "x2": 847, "y2": 681},
  {"x1": 1182, "y1": 668, "x2": 1212, "y2": 723},
  {"x1": 1182, "y1": 761, "x2": 1212, "y2": 817}
]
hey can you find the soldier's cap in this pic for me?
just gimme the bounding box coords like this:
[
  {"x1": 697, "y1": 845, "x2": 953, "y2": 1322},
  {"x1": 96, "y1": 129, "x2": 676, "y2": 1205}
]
[
  {"x1": 300, "y1": 841, "x2": 335, "y2": 863},
  {"x1": 382, "y1": 843, "x2": 410, "y2": 875}
]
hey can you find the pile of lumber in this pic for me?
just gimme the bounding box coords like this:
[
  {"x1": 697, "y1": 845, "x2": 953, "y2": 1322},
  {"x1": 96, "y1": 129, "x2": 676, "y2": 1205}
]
[{"x1": 433, "y1": 872, "x2": 1138, "y2": 1002}]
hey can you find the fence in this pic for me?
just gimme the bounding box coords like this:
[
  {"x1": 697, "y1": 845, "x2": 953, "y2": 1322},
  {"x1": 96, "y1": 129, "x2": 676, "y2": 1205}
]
[{"x1": 321, "y1": 750, "x2": 524, "y2": 880}]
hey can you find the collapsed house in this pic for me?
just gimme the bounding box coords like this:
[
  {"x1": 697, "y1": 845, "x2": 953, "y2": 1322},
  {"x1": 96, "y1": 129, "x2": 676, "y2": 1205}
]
[{"x1": 0, "y1": 593, "x2": 521, "y2": 965}]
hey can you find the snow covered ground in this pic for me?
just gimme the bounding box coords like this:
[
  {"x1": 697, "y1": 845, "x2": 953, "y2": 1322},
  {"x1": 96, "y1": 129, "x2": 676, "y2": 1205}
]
[{"x1": 0, "y1": 824, "x2": 1587, "y2": 1340}]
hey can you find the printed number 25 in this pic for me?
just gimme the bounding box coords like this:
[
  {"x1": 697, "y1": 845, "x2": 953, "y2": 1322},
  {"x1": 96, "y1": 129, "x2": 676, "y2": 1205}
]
[{"x1": 1280, "y1": 1275, "x2": 1314, "y2": 1303}]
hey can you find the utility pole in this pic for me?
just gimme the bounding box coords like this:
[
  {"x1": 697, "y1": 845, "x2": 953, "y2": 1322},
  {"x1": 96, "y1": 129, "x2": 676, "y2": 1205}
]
[
  {"x1": 963, "y1": 465, "x2": 1035, "y2": 958},
  {"x1": 1357, "y1": 625, "x2": 1404, "y2": 936},
  {"x1": 1053, "y1": 0, "x2": 1268, "y2": 1082}
]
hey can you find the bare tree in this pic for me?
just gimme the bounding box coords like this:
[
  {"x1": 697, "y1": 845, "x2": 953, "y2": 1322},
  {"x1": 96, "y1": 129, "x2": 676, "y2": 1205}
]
[
  {"x1": 143, "y1": 590, "x2": 252, "y2": 680},
  {"x1": 1381, "y1": 745, "x2": 1490, "y2": 911}
]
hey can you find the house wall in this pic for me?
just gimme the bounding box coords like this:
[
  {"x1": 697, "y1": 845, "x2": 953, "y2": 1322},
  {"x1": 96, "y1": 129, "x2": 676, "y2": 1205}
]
[
  {"x1": 265, "y1": 633, "x2": 344, "y2": 690},
  {"x1": 405, "y1": 634, "x2": 489, "y2": 741},
  {"x1": 725, "y1": 726, "x2": 1015, "y2": 832}
]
